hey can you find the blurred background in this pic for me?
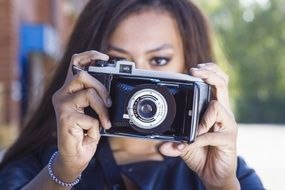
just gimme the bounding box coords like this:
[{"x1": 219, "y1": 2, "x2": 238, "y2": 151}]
[{"x1": 0, "y1": 0, "x2": 284, "y2": 189}]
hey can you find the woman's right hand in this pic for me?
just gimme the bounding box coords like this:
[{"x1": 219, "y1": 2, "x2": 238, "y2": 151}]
[{"x1": 51, "y1": 50, "x2": 111, "y2": 179}]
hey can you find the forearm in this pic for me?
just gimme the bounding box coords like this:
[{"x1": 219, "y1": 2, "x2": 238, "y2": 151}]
[
  {"x1": 20, "y1": 166, "x2": 71, "y2": 190},
  {"x1": 21, "y1": 156, "x2": 82, "y2": 190}
]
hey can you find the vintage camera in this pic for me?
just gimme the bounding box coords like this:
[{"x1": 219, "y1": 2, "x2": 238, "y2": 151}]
[{"x1": 73, "y1": 60, "x2": 210, "y2": 143}]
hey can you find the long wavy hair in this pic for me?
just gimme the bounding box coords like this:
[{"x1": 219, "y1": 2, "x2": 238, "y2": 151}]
[{"x1": 0, "y1": 0, "x2": 213, "y2": 169}]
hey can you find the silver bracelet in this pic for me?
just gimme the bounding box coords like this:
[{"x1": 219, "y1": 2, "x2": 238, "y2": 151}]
[{"x1": 47, "y1": 151, "x2": 81, "y2": 187}]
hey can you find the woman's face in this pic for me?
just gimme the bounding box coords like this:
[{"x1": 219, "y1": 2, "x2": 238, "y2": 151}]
[{"x1": 108, "y1": 10, "x2": 185, "y2": 73}]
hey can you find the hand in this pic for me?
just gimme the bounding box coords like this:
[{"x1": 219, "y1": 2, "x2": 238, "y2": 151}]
[
  {"x1": 52, "y1": 51, "x2": 111, "y2": 178},
  {"x1": 159, "y1": 63, "x2": 240, "y2": 189}
]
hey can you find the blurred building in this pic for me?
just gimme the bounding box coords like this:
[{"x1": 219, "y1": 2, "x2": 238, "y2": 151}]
[{"x1": 0, "y1": 0, "x2": 88, "y2": 148}]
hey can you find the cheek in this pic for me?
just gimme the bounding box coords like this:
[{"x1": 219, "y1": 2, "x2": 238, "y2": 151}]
[{"x1": 170, "y1": 56, "x2": 185, "y2": 73}]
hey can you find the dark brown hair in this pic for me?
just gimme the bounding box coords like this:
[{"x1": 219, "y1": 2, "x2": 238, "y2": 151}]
[{"x1": 0, "y1": 0, "x2": 213, "y2": 169}]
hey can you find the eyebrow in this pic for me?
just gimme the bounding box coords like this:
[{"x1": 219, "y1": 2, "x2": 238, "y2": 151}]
[{"x1": 108, "y1": 44, "x2": 174, "y2": 54}]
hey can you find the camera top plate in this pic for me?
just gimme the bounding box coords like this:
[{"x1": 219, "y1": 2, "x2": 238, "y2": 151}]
[{"x1": 87, "y1": 60, "x2": 204, "y2": 83}]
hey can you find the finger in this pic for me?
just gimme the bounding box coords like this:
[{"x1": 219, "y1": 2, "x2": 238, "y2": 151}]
[
  {"x1": 190, "y1": 67, "x2": 228, "y2": 88},
  {"x1": 68, "y1": 113, "x2": 100, "y2": 132},
  {"x1": 190, "y1": 67, "x2": 231, "y2": 112},
  {"x1": 58, "y1": 113, "x2": 100, "y2": 153},
  {"x1": 64, "y1": 71, "x2": 112, "y2": 107},
  {"x1": 71, "y1": 50, "x2": 109, "y2": 68},
  {"x1": 191, "y1": 132, "x2": 228, "y2": 148},
  {"x1": 159, "y1": 142, "x2": 187, "y2": 157},
  {"x1": 197, "y1": 62, "x2": 229, "y2": 83},
  {"x1": 69, "y1": 88, "x2": 111, "y2": 129},
  {"x1": 66, "y1": 50, "x2": 109, "y2": 80},
  {"x1": 159, "y1": 134, "x2": 229, "y2": 158},
  {"x1": 82, "y1": 119, "x2": 100, "y2": 146},
  {"x1": 197, "y1": 100, "x2": 235, "y2": 136}
]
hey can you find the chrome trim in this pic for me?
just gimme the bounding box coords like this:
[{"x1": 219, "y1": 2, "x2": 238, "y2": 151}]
[
  {"x1": 190, "y1": 84, "x2": 199, "y2": 143},
  {"x1": 88, "y1": 60, "x2": 203, "y2": 83}
]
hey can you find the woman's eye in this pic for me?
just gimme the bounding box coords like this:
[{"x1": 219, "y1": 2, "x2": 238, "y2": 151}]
[{"x1": 149, "y1": 57, "x2": 171, "y2": 66}]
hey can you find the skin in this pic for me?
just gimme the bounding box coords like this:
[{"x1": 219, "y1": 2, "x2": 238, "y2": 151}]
[{"x1": 21, "y1": 10, "x2": 239, "y2": 190}]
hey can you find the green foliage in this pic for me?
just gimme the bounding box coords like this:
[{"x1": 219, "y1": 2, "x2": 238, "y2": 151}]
[{"x1": 194, "y1": 0, "x2": 285, "y2": 123}]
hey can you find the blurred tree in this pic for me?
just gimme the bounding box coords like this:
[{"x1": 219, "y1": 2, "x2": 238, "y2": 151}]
[{"x1": 194, "y1": 0, "x2": 285, "y2": 123}]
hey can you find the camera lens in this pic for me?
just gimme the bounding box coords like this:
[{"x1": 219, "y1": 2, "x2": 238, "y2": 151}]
[
  {"x1": 137, "y1": 99, "x2": 157, "y2": 120},
  {"x1": 127, "y1": 88, "x2": 168, "y2": 129},
  {"x1": 126, "y1": 84, "x2": 176, "y2": 133}
]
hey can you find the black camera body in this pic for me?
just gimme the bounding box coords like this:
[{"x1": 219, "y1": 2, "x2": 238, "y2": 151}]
[{"x1": 73, "y1": 60, "x2": 210, "y2": 143}]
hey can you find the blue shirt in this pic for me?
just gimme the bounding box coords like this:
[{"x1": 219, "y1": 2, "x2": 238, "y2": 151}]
[{"x1": 0, "y1": 138, "x2": 264, "y2": 190}]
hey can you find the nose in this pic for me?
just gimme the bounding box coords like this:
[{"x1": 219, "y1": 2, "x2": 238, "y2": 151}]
[{"x1": 133, "y1": 58, "x2": 151, "y2": 70}]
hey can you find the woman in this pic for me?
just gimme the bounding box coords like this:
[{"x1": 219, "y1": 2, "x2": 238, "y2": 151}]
[{"x1": 0, "y1": 0, "x2": 264, "y2": 189}]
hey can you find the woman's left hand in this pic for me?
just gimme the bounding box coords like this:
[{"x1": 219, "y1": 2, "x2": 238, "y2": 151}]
[{"x1": 159, "y1": 63, "x2": 240, "y2": 190}]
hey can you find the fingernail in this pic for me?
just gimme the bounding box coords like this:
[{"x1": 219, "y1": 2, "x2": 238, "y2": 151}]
[
  {"x1": 106, "y1": 98, "x2": 112, "y2": 107},
  {"x1": 190, "y1": 68, "x2": 200, "y2": 72},
  {"x1": 103, "y1": 54, "x2": 109, "y2": 60},
  {"x1": 107, "y1": 121, "x2": 112, "y2": 129},
  {"x1": 198, "y1": 63, "x2": 206, "y2": 67},
  {"x1": 177, "y1": 144, "x2": 186, "y2": 151},
  {"x1": 104, "y1": 120, "x2": 110, "y2": 129},
  {"x1": 95, "y1": 51, "x2": 109, "y2": 59}
]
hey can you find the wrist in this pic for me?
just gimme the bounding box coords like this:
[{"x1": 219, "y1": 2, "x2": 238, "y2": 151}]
[
  {"x1": 52, "y1": 152, "x2": 83, "y2": 184},
  {"x1": 56, "y1": 150, "x2": 90, "y2": 175},
  {"x1": 205, "y1": 177, "x2": 240, "y2": 190}
]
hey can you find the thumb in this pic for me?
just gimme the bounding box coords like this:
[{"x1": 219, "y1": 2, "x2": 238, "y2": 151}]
[{"x1": 159, "y1": 142, "x2": 187, "y2": 157}]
